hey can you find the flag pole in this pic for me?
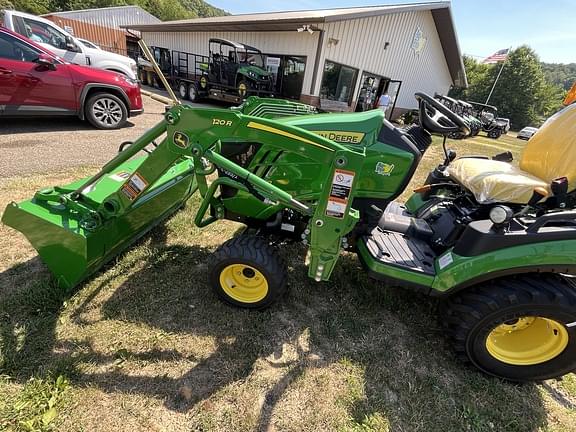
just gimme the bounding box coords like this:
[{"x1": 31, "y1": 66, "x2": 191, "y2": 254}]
[{"x1": 485, "y1": 47, "x2": 511, "y2": 105}]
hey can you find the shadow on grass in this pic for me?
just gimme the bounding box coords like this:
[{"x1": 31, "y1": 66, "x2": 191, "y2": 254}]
[{"x1": 0, "y1": 235, "x2": 550, "y2": 431}]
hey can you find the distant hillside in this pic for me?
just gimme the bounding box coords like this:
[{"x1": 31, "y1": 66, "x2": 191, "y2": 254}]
[
  {"x1": 542, "y1": 62, "x2": 576, "y2": 91},
  {"x1": 0, "y1": 0, "x2": 228, "y2": 21}
]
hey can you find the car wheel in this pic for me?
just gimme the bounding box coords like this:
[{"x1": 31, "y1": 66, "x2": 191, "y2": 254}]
[{"x1": 85, "y1": 92, "x2": 128, "y2": 130}]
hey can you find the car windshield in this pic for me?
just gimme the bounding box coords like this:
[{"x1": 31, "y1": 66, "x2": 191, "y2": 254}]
[{"x1": 238, "y1": 49, "x2": 264, "y2": 68}]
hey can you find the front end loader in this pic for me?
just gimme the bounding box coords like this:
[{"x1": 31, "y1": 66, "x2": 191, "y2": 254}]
[{"x1": 4, "y1": 60, "x2": 576, "y2": 382}]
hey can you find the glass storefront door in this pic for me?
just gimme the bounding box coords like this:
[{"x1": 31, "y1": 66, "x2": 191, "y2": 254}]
[
  {"x1": 355, "y1": 73, "x2": 382, "y2": 112},
  {"x1": 264, "y1": 54, "x2": 306, "y2": 100}
]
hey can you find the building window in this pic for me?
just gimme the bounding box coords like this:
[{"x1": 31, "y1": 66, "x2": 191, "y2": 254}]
[{"x1": 320, "y1": 60, "x2": 358, "y2": 105}]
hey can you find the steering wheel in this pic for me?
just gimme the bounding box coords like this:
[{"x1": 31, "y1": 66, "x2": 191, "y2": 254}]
[{"x1": 415, "y1": 92, "x2": 470, "y2": 136}]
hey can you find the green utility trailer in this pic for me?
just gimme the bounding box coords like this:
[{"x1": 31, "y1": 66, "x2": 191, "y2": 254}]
[
  {"x1": 138, "y1": 38, "x2": 274, "y2": 104},
  {"x1": 5, "y1": 92, "x2": 576, "y2": 383}
]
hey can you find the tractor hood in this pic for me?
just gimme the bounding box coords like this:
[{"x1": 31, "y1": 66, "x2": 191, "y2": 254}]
[{"x1": 239, "y1": 64, "x2": 271, "y2": 80}]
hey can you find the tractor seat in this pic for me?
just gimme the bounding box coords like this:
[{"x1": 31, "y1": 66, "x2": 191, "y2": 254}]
[{"x1": 448, "y1": 104, "x2": 576, "y2": 204}]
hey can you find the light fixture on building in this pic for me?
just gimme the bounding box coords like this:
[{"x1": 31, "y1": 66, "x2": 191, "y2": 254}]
[
  {"x1": 384, "y1": 42, "x2": 390, "y2": 50},
  {"x1": 297, "y1": 25, "x2": 314, "y2": 34},
  {"x1": 328, "y1": 37, "x2": 339, "y2": 46}
]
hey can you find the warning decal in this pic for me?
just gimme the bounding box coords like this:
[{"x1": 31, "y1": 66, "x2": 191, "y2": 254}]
[
  {"x1": 325, "y1": 169, "x2": 355, "y2": 218},
  {"x1": 121, "y1": 172, "x2": 149, "y2": 201},
  {"x1": 110, "y1": 171, "x2": 130, "y2": 182}
]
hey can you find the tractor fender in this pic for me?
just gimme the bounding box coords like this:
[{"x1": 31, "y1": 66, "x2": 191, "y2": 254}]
[{"x1": 430, "y1": 239, "x2": 576, "y2": 296}]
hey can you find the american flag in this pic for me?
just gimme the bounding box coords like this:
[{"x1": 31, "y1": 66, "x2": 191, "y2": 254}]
[{"x1": 483, "y1": 48, "x2": 510, "y2": 64}]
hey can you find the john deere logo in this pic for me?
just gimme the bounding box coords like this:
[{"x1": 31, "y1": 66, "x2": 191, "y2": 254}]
[
  {"x1": 375, "y1": 162, "x2": 395, "y2": 176},
  {"x1": 173, "y1": 131, "x2": 189, "y2": 149},
  {"x1": 200, "y1": 75, "x2": 208, "y2": 89}
]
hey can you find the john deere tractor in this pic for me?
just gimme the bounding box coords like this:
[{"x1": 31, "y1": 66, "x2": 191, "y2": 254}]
[{"x1": 5, "y1": 68, "x2": 576, "y2": 382}]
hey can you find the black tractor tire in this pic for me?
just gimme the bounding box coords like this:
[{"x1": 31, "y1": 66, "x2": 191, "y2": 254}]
[
  {"x1": 488, "y1": 129, "x2": 502, "y2": 139},
  {"x1": 85, "y1": 92, "x2": 128, "y2": 130},
  {"x1": 178, "y1": 81, "x2": 188, "y2": 100},
  {"x1": 209, "y1": 235, "x2": 287, "y2": 310},
  {"x1": 441, "y1": 275, "x2": 576, "y2": 382},
  {"x1": 188, "y1": 83, "x2": 200, "y2": 102}
]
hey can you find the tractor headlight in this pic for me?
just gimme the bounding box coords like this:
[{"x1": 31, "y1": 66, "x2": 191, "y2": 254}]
[
  {"x1": 248, "y1": 71, "x2": 257, "y2": 78},
  {"x1": 489, "y1": 205, "x2": 513, "y2": 225}
]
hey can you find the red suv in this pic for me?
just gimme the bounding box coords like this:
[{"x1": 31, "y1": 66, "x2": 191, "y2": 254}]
[{"x1": 0, "y1": 27, "x2": 143, "y2": 129}]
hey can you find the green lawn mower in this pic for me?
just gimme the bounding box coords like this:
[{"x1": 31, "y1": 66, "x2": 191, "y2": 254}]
[{"x1": 4, "y1": 83, "x2": 576, "y2": 382}]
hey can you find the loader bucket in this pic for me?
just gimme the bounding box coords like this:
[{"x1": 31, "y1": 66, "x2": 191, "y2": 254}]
[{"x1": 2, "y1": 156, "x2": 196, "y2": 289}]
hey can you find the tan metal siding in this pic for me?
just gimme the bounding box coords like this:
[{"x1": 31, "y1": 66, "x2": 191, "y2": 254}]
[
  {"x1": 316, "y1": 10, "x2": 452, "y2": 110},
  {"x1": 44, "y1": 15, "x2": 127, "y2": 53},
  {"x1": 142, "y1": 30, "x2": 320, "y2": 95}
]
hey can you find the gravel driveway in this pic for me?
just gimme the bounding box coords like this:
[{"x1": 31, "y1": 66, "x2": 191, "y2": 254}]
[{"x1": 0, "y1": 89, "x2": 220, "y2": 178}]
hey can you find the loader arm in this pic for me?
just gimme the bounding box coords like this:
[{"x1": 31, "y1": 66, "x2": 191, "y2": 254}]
[{"x1": 4, "y1": 103, "x2": 366, "y2": 287}]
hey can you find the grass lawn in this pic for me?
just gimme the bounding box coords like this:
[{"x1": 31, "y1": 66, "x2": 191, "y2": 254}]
[{"x1": 1, "y1": 133, "x2": 575, "y2": 431}]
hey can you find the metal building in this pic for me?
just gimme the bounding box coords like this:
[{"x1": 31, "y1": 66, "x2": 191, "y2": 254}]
[
  {"x1": 43, "y1": 6, "x2": 161, "y2": 58},
  {"x1": 128, "y1": 1, "x2": 466, "y2": 118}
]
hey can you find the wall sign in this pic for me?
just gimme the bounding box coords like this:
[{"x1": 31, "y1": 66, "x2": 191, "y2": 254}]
[
  {"x1": 266, "y1": 57, "x2": 281, "y2": 67},
  {"x1": 410, "y1": 26, "x2": 427, "y2": 57}
]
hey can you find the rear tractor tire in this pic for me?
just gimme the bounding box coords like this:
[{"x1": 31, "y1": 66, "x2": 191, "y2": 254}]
[
  {"x1": 441, "y1": 275, "x2": 576, "y2": 382},
  {"x1": 209, "y1": 235, "x2": 287, "y2": 310}
]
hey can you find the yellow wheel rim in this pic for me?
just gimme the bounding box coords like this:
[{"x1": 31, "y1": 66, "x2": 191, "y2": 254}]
[
  {"x1": 238, "y1": 83, "x2": 247, "y2": 97},
  {"x1": 486, "y1": 316, "x2": 569, "y2": 365},
  {"x1": 219, "y1": 264, "x2": 268, "y2": 303}
]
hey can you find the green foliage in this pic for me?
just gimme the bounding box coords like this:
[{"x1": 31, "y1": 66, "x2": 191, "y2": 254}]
[
  {"x1": 542, "y1": 62, "x2": 576, "y2": 91},
  {"x1": 0, "y1": 375, "x2": 69, "y2": 432},
  {"x1": 450, "y1": 46, "x2": 565, "y2": 129},
  {"x1": 4, "y1": 0, "x2": 227, "y2": 21}
]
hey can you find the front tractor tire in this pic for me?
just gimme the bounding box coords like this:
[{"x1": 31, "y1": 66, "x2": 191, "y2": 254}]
[
  {"x1": 441, "y1": 275, "x2": 576, "y2": 382},
  {"x1": 209, "y1": 236, "x2": 287, "y2": 310}
]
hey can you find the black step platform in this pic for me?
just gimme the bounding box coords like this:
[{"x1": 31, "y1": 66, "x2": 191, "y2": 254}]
[{"x1": 363, "y1": 228, "x2": 437, "y2": 275}]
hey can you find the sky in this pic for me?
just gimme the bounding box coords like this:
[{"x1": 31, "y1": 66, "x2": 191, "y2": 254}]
[{"x1": 207, "y1": 0, "x2": 576, "y2": 64}]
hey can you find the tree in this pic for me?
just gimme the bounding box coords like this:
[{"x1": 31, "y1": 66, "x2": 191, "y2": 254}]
[
  {"x1": 450, "y1": 46, "x2": 565, "y2": 129},
  {"x1": 4, "y1": 0, "x2": 226, "y2": 20}
]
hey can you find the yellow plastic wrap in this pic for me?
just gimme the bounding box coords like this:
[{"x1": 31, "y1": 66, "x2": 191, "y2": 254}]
[
  {"x1": 448, "y1": 158, "x2": 549, "y2": 204},
  {"x1": 520, "y1": 104, "x2": 576, "y2": 185}
]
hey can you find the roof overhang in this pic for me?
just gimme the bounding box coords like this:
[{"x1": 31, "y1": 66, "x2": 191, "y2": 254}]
[{"x1": 430, "y1": 7, "x2": 467, "y2": 87}]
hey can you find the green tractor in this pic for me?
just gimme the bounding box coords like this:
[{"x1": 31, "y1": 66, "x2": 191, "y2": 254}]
[{"x1": 4, "y1": 87, "x2": 576, "y2": 382}]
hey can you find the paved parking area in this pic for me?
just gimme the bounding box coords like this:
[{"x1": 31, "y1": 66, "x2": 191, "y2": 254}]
[{"x1": 0, "y1": 87, "x2": 222, "y2": 178}]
